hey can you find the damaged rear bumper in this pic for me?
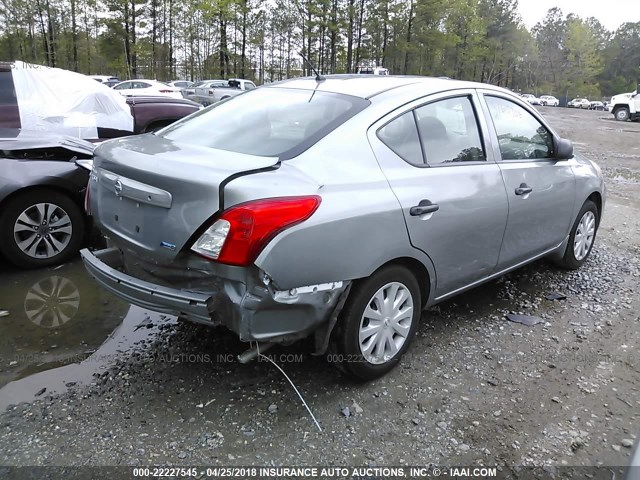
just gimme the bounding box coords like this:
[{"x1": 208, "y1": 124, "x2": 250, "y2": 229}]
[
  {"x1": 81, "y1": 247, "x2": 215, "y2": 322},
  {"x1": 80, "y1": 247, "x2": 349, "y2": 344}
]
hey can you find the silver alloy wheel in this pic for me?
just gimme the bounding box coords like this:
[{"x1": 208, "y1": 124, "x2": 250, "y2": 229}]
[
  {"x1": 24, "y1": 275, "x2": 80, "y2": 327},
  {"x1": 573, "y1": 210, "x2": 596, "y2": 261},
  {"x1": 358, "y1": 281, "x2": 414, "y2": 365},
  {"x1": 13, "y1": 203, "x2": 73, "y2": 259}
]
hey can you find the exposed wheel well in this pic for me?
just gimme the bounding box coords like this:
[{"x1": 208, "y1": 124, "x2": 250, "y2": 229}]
[
  {"x1": 587, "y1": 192, "x2": 602, "y2": 225},
  {"x1": 378, "y1": 257, "x2": 431, "y2": 308}
]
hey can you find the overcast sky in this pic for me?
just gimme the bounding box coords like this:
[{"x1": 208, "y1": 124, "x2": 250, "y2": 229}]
[{"x1": 518, "y1": 0, "x2": 640, "y2": 31}]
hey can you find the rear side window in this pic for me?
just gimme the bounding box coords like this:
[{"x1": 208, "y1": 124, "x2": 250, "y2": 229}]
[
  {"x1": 0, "y1": 71, "x2": 16, "y2": 104},
  {"x1": 415, "y1": 96, "x2": 485, "y2": 165},
  {"x1": 160, "y1": 87, "x2": 369, "y2": 159},
  {"x1": 485, "y1": 96, "x2": 553, "y2": 160},
  {"x1": 377, "y1": 111, "x2": 423, "y2": 165}
]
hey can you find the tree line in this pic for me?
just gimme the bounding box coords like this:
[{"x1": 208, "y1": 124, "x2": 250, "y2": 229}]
[{"x1": 0, "y1": 0, "x2": 638, "y2": 98}]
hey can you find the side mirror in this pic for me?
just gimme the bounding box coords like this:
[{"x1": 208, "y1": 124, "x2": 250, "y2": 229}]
[{"x1": 555, "y1": 137, "x2": 574, "y2": 160}]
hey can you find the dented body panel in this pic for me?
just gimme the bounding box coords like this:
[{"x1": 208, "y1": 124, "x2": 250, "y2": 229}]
[{"x1": 81, "y1": 243, "x2": 349, "y2": 344}]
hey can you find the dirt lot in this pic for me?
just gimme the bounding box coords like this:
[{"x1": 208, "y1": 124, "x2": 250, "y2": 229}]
[{"x1": 0, "y1": 107, "x2": 639, "y2": 471}]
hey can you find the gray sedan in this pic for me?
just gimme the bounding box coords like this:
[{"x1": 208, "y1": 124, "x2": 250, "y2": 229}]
[{"x1": 81, "y1": 75, "x2": 605, "y2": 379}]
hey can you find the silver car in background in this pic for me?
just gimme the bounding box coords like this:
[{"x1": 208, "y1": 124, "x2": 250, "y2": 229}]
[{"x1": 82, "y1": 76, "x2": 605, "y2": 379}]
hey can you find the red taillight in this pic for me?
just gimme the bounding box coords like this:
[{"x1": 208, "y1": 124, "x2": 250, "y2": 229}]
[{"x1": 193, "y1": 196, "x2": 321, "y2": 266}]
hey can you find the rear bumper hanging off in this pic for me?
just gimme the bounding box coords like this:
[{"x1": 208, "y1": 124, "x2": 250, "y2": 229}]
[{"x1": 80, "y1": 247, "x2": 350, "y2": 345}]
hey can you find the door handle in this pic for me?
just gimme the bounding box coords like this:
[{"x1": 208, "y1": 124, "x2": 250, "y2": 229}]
[
  {"x1": 410, "y1": 200, "x2": 439, "y2": 216},
  {"x1": 515, "y1": 183, "x2": 533, "y2": 196}
]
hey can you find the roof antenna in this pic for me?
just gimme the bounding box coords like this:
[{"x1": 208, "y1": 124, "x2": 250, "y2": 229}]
[{"x1": 299, "y1": 51, "x2": 325, "y2": 82}]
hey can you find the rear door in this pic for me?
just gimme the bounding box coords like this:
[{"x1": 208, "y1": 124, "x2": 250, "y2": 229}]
[
  {"x1": 369, "y1": 90, "x2": 509, "y2": 297},
  {"x1": 478, "y1": 92, "x2": 576, "y2": 269},
  {"x1": 0, "y1": 68, "x2": 20, "y2": 128}
]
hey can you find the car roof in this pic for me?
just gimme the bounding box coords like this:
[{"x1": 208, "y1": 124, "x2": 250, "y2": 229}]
[{"x1": 266, "y1": 74, "x2": 510, "y2": 99}]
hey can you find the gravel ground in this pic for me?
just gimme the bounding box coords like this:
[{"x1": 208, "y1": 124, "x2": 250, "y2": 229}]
[{"x1": 0, "y1": 107, "x2": 639, "y2": 470}]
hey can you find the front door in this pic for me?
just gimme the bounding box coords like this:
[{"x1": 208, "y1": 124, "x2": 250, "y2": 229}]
[
  {"x1": 479, "y1": 93, "x2": 576, "y2": 269},
  {"x1": 369, "y1": 91, "x2": 509, "y2": 297}
]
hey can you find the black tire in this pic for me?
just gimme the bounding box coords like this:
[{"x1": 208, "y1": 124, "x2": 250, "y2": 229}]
[
  {"x1": 0, "y1": 189, "x2": 85, "y2": 269},
  {"x1": 557, "y1": 200, "x2": 599, "y2": 270},
  {"x1": 329, "y1": 265, "x2": 421, "y2": 380},
  {"x1": 614, "y1": 107, "x2": 630, "y2": 121}
]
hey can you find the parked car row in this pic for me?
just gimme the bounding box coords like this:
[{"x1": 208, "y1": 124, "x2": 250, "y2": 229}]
[
  {"x1": 516, "y1": 93, "x2": 608, "y2": 111},
  {"x1": 567, "y1": 98, "x2": 609, "y2": 110},
  {"x1": 189, "y1": 78, "x2": 257, "y2": 106},
  {"x1": 0, "y1": 63, "x2": 201, "y2": 140},
  {"x1": 86, "y1": 75, "x2": 257, "y2": 107}
]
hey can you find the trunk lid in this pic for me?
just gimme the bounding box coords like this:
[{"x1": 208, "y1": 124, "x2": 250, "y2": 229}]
[{"x1": 91, "y1": 134, "x2": 278, "y2": 261}]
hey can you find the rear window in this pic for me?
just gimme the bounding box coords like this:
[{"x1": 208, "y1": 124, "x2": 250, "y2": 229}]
[{"x1": 160, "y1": 87, "x2": 369, "y2": 159}]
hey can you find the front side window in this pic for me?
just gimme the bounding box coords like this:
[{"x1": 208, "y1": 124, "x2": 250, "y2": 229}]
[
  {"x1": 377, "y1": 111, "x2": 423, "y2": 165},
  {"x1": 114, "y1": 82, "x2": 131, "y2": 90},
  {"x1": 485, "y1": 95, "x2": 553, "y2": 160},
  {"x1": 245, "y1": 82, "x2": 256, "y2": 90},
  {"x1": 415, "y1": 96, "x2": 486, "y2": 165},
  {"x1": 160, "y1": 87, "x2": 369, "y2": 159}
]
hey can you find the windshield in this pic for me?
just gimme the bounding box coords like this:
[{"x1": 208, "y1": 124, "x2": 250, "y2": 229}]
[{"x1": 159, "y1": 87, "x2": 369, "y2": 159}]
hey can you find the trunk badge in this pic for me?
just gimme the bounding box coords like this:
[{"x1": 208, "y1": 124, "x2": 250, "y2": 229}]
[{"x1": 114, "y1": 179, "x2": 123, "y2": 196}]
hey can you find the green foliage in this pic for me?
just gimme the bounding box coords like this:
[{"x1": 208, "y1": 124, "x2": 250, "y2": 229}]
[{"x1": 0, "y1": 0, "x2": 635, "y2": 97}]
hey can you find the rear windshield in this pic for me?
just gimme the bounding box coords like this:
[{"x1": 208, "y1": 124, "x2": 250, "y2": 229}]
[{"x1": 159, "y1": 87, "x2": 369, "y2": 159}]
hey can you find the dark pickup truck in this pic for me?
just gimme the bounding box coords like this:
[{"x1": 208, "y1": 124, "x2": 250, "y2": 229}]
[{"x1": 0, "y1": 64, "x2": 201, "y2": 139}]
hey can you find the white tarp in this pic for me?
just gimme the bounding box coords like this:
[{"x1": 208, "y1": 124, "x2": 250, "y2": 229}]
[{"x1": 12, "y1": 61, "x2": 134, "y2": 140}]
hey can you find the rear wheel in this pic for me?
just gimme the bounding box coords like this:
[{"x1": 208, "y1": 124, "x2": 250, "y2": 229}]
[
  {"x1": 0, "y1": 189, "x2": 84, "y2": 269},
  {"x1": 614, "y1": 107, "x2": 630, "y2": 121},
  {"x1": 330, "y1": 265, "x2": 421, "y2": 380},
  {"x1": 557, "y1": 200, "x2": 599, "y2": 270}
]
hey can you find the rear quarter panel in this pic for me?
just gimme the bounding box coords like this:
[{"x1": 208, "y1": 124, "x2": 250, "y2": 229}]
[
  {"x1": 245, "y1": 109, "x2": 436, "y2": 292},
  {"x1": 571, "y1": 153, "x2": 606, "y2": 218}
]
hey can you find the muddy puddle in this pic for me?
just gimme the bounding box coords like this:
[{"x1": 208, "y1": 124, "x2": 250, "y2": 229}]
[{"x1": 0, "y1": 258, "x2": 171, "y2": 409}]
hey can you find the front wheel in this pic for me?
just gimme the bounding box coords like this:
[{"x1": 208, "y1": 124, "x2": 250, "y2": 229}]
[
  {"x1": 614, "y1": 107, "x2": 630, "y2": 121},
  {"x1": 557, "y1": 200, "x2": 599, "y2": 270},
  {"x1": 329, "y1": 265, "x2": 421, "y2": 380},
  {"x1": 0, "y1": 189, "x2": 85, "y2": 269}
]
